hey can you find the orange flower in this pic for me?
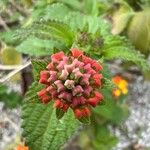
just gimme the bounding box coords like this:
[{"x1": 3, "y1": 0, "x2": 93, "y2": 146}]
[
  {"x1": 112, "y1": 75, "x2": 128, "y2": 98},
  {"x1": 16, "y1": 145, "x2": 29, "y2": 150}
]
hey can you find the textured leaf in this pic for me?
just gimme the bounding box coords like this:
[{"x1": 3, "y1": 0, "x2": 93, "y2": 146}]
[
  {"x1": 16, "y1": 37, "x2": 64, "y2": 56},
  {"x1": 83, "y1": 0, "x2": 99, "y2": 16},
  {"x1": 56, "y1": 108, "x2": 65, "y2": 120},
  {"x1": 44, "y1": 3, "x2": 72, "y2": 21},
  {"x1": 102, "y1": 35, "x2": 150, "y2": 71},
  {"x1": 22, "y1": 82, "x2": 80, "y2": 150},
  {"x1": 64, "y1": 12, "x2": 101, "y2": 34},
  {"x1": 78, "y1": 116, "x2": 91, "y2": 124},
  {"x1": 15, "y1": 20, "x2": 75, "y2": 56}
]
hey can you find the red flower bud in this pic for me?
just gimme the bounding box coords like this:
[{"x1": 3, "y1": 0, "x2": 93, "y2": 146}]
[
  {"x1": 39, "y1": 71, "x2": 49, "y2": 84},
  {"x1": 53, "y1": 99, "x2": 63, "y2": 108},
  {"x1": 82, "y1": 107, "x2": 91, "y2": 117},
  {"x1": 51, "y1": 52, "x2": 64, "y2": 61},
  {"x1": 37, "y1": 89, "x2": 51, "y2": 103},
  {"x1": 74, "y1": 109, "x2": 82, "y2": 118},
  {"x1": 71, "y1": 48, "x2": 83, "y2": 58},
  {"x1": 62, "y1": 103, "x2": 69, "y2": 112},
  {"x1": 92, "y1": 74, "x2": 103, "y2": 87},
  {"x1": 92, "y1": 61, "x2": 103, "y2": 72}
]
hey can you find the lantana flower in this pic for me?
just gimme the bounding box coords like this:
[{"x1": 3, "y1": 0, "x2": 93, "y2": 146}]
[
  {"x1": 112, "y1": 75, "x2": 128, "y2": 98},
  {"x1": 16, "y1": 145, "x2": 29, "y2": 150},
  {"x1": 37, "y1": 48, "x2": 103, "y2": 120}
]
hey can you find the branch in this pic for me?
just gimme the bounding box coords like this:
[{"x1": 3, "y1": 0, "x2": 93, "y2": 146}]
[
  {"x1": 0, "y1": 15, "x2": 10, "y2": 31},
  {"x1": 0, "y1": 64, "x2": 25, "y2": 70},
  {"x1": 9, "y1": 0, "x2": 29, "y2": 17},
  {"x1": 0, "y1": 61, "x2": 31, "y2": 83}
]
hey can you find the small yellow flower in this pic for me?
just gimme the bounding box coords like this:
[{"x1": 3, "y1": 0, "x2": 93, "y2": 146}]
[
  {"x1": 112, "y1": 75, "x2": 128, "y2": 98},
  {"x1": 113, "y1": 89, "x2": 121, "y2": 97}
]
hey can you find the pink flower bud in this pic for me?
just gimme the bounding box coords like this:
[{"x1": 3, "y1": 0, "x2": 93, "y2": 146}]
[
  {"x1": 80, "y1": 74, "x2": 91, "y2": 86},
  {"x1": 72, "y1": 85, "x2": 83, "y2": 96},
  {"x1": 59, "y1": 69, "x2": 69, "y2": 80},
  {"x1": 72, "y1": 68, "x2": 83, "y2": 79},
  {"x1": 64, "y1": 80, "x2": 75, "y2": 89},
  {"x1": 83, "y1": 86, "x2": 93, "y2": 97},
  {"x1": 58, "y1": 91, "x2": 72, "y2": 102},
  {"x1": 72, "y1": 59, "x2": 84, "y2": 68},
  {"x1": 57, "y1": 61, "x2": 66, "y2": 71},
  {"x1": 54, "y1": 80, "x2": 65, "y2": 92},
  {"x1": 63, "y1": 56, "x2": 69, "y2": 62},
  {"x1": 72, "y1": 96, "x2": 86, "y2": 107},
  {"x1": 64, "y1": 64, "x2": 75, "y2": 73},
  {"x1": 48, "y1": 71, "x2": 57, "y2": 82}
]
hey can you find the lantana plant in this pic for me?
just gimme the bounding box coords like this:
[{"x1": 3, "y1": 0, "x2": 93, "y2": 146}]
[{"x1": 11, "y1": 1, "x2": 149, "y2": 150}]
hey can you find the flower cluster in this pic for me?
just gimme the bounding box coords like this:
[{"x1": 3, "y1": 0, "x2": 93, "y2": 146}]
[
  {"x1": 16, "y1": 145, "x2": 29, "y2": 150},
  {"x1": 112, "y1": 75, "x2": 128, "y2": 98},
  {"x1": 37, "y1": 48, "x2": 103, "y2": 119}
]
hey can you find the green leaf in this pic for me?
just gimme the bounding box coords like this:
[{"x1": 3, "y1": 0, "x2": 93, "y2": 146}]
[
  {"x1": 83, "y1": 0, "x2": 99, "y2": 16},
  {"x1": 22, "y1": 82, "x2": 80, "y2": 150},
  {"x1": 78, "y1": 116, "x2": 91, "y2": 124},
  {"x1": 15, "y1": 20, "x2": 75, "y2": 56},
  {"x1": 64, "y1": 12, "x2": 101, "y2": 34},
  {"x1": 16, "y1": 37, "x2": 64, "y2": 56},
  {"x1": 56, "y1": 108, "x2": 65, "y2": 120},
  {"x1": 44, "y1": 3, "x2": 72, "y2": 21},
  {"x1": 102, "y1": 35, "x2": 150, "y2": 71}
]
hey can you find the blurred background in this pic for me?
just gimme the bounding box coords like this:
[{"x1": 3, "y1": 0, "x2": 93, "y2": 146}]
[{"x1": 0, "y1": 0, "x2": 150, "y2": 150}]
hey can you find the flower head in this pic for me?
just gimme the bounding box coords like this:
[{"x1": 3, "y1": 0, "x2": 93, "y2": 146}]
[
  {"x1": 112, "y1": 75, "x2": 128, "y2": 98},
  {"x1": 37, "y1": 48, "x2": 103, "y2": 120}
]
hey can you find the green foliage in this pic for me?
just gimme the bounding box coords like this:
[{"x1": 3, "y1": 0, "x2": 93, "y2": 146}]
[
  {"x1": 102, "y1": 35, "x2": 150, "y2": 71},
  {"x1": 15, "y1": 20, "x2": 75, "y2": 56},
  {"x1": 0, "y1": 84, "x2": 22, "y2": 108}
]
